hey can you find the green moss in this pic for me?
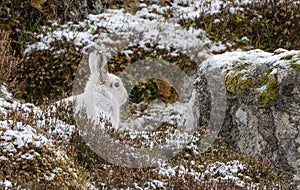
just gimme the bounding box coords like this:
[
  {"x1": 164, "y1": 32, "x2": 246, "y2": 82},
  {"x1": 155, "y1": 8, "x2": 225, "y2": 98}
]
[
  {"x1": 225, "y1": 66, "x2": 280, "y2": 107},
  {"x1": 256, "y1": 78, "x2": 280, "y2": 107},
  {"x1": 225, "y1": 62, "x2": 256, "y2": 95},
  {"x1": 225, "y1": 73, "x2": 256, "y2": 95},
  {"x1": 280, "y1": 54, "x2": 294, "y2": 60},
  {"x1": 130, "y1": 79, "x2": 160, "y2": 103},
  {"x1": 290, "y1": 63, "x2": 300, "y2": 71},
  {"x1": 232, "y1": 62, "x2": 250, "y2": 72}
]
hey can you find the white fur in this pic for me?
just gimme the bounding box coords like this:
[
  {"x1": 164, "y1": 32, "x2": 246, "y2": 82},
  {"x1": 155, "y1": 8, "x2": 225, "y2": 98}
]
[{"x1": 66, "y1": 51, "x2": 128, "y2": 127}]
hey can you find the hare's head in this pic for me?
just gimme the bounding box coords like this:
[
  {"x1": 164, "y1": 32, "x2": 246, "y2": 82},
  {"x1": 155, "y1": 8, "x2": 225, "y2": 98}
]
[{"x1": 85, "y1": 51, "x2": 128, "y2": 109}]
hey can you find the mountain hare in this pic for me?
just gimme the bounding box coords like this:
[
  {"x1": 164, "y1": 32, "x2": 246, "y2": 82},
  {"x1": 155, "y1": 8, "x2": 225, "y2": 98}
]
[{"x1": 70, "y1": 50, "x2": 128, "y2": 127}]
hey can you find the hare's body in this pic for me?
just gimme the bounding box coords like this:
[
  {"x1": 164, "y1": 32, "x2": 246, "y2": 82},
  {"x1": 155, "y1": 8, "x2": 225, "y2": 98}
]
[{"x1": 68, "y1": 51, "x2": 128, "y2": 127}]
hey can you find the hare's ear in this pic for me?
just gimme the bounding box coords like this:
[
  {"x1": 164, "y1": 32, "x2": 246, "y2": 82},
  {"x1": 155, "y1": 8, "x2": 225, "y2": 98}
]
[{"x1": 89, "y1": 50, "x2": 108, "y2": 84}]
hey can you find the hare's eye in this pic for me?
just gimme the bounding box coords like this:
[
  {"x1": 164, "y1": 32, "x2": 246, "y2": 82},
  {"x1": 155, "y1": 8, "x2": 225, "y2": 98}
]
[{"x1": 113, "y1": 81, "x2": 120, "y2": 88}]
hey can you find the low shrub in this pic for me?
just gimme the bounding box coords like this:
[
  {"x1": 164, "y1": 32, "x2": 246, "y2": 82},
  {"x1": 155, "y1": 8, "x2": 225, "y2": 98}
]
[
  {"x1": 0, "y1": 0, "x2": 101, "y2": 54},
  {"x1": 180, "y1": 0, "x2": 300, "y2": 51},
  {"x1": 10, "y1": 41, "x2": 82, "y2": 105}
]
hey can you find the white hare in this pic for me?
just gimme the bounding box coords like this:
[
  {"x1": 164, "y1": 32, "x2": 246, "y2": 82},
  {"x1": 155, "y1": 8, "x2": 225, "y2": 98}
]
[{"x1": 67, "y1": 50, "x2": 128, "y2": 127}]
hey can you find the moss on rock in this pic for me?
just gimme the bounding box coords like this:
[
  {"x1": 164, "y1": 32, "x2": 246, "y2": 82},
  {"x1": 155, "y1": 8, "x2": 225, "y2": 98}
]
[
  {"x1": 256, "y1": 77, "x2": 280, "y2": 107},
  {"x1": 223, "y1": 50, "x2": 300, "y2": 107},
  {"x1": 225, "y1": 66, "x2": 281, "y2": 107}
]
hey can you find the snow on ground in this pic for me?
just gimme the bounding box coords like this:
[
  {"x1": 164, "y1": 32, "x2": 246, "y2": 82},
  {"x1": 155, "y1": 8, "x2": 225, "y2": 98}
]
[
  {"x1": 23, "y1": 0, "x2": 298, "y2": 58},
  {"x1": 132, "y1": 159, "x2": 273, "y2": 189},
  {"x1": 0, "y1": 87, "x2": 81, "y2": 188},
  {"x1": 0, "y1": 180, "x2": 13, "y2": 190},
  {"x1": 24, "y1": 8, "x2": 213, "y2": 59},
  {"x1": 24, "y1": 0, "x2": 241, "y2": 58},
  {"x1": 0, "y1": 88, "x2": 73, "y2": 151},
  {"x1": 198, "y1": 48, "x2": 300, "y2": 99},
  {"x1": 0, "y1": 86, "x2": 75, "y2": 143},
  {"x1": 165, "y1": 0, "x2": 293, "y2": 19},
  {"x1": 21, "y1": 0, "x2": 259, "y2": 159},
  {"x1": 0, "y1": 83, "x2": 268, "y2": 188},
  {"x1": 156, "y1": 160, "x2": 253, "y2": 187},
  {"x1": 200, "y1": 48, "x2": 300, "y2": 72},
  {"x1": 1, "y1": 0, "x2": 294, "y2": 188}
]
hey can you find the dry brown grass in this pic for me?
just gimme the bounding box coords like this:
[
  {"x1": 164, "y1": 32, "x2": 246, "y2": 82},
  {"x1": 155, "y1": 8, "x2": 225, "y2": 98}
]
[{"x1": 0, "y1": 30, "x2": 20, "y2": 84}]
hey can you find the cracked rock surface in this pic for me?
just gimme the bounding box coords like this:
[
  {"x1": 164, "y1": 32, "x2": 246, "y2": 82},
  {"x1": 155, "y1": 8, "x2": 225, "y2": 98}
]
[{"x1": 194, "y1": 49, "x2": 300, "y2": 184}]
